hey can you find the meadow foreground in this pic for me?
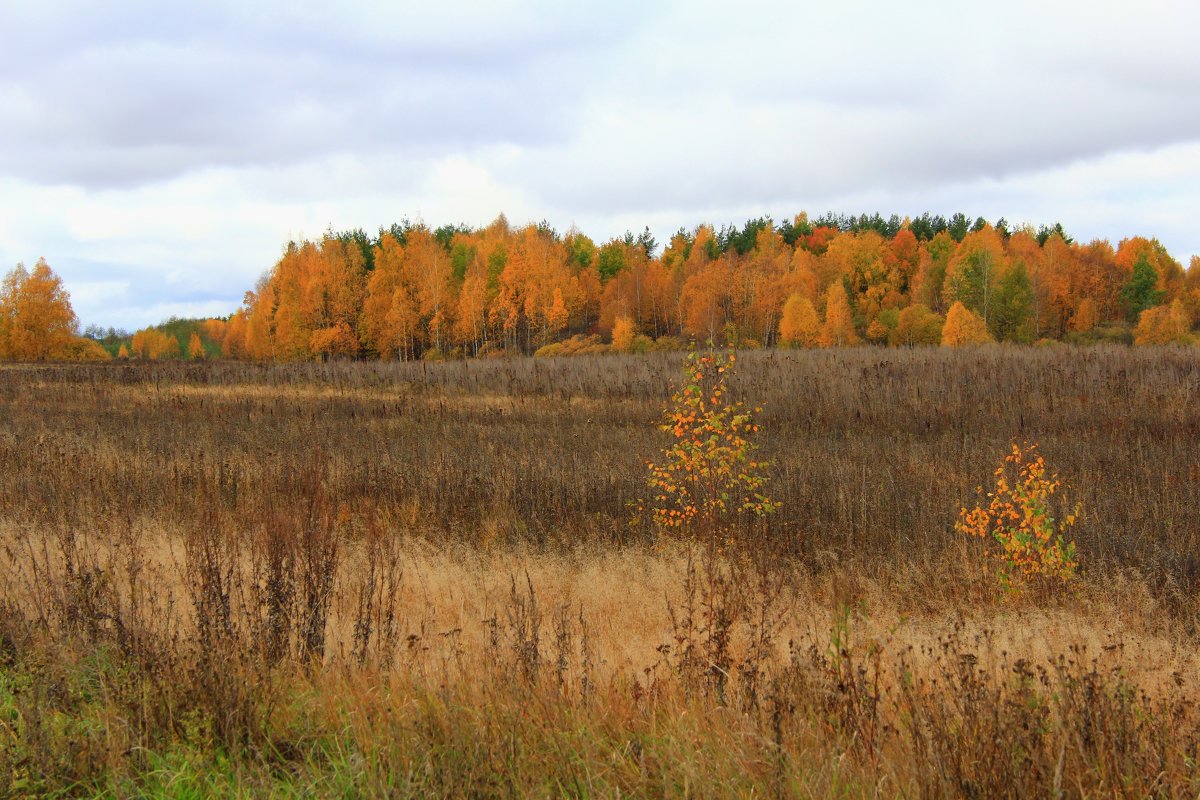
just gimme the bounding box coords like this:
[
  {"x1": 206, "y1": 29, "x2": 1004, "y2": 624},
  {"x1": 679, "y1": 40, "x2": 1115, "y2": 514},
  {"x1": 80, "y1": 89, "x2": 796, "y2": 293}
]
[{"x1": 0, "y1": 347, "x2": 1198, "y2": 797}]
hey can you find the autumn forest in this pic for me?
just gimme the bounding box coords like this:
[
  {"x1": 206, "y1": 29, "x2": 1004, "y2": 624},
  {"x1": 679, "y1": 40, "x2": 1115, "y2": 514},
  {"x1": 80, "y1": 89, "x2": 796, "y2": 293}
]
[{"x1": 3, "y1": 211, "x2": 1199, "y2": 363}]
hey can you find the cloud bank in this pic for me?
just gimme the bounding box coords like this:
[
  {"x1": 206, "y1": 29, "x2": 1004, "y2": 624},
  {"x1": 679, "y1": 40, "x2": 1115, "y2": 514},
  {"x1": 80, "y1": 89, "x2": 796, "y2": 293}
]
[{"x1": 0, "y1": 0, "x2": 1197, "y2": 328}]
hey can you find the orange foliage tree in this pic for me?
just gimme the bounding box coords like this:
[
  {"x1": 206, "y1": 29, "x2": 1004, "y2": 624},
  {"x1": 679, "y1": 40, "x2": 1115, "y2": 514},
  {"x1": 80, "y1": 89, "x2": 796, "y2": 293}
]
[
  {"x1": 201, "y1": 318, "x2": 227, "y2": 349},
  {"x1": 818, "y1": 281, "x2": 859, "y2": 347},
  {"x1": 188, "y1": 332, "x2": 206, "y2": 360},
  {"x1": 1070, "y1": 298, "x2": 1098, "y2": 334},
  {"x1": 639, "y1": 350, "x2": 777, "y2": 547},
  {"x1": 1133, "y1": 300, "x2": 1193, "y2": 345},
  {"x1": 778, "y1": 293, "x2": 820, "y2": 347},
  {"x1": 941, "y1": 302, "x2": 993, "y2": 347},
  {"x1": 222, "y1": 311, "x2": 248, "y2": 358},
  {"x1": 889, "y1": 304, "x2": 943, "y2": 346},
  {"x1": 611, "y1": 315, "x2": 636, "y2": 352},
  {"x1": 131, "y1": 328, "x2": 180, "y2": 359},
  {"x1": 361, "y1": 233, "x2": 419, "y2": 360},
  {"x1": 956, "y1": 442, "x2": 1079, "y2": 591},
  {"x1": 0, "y1": 259, "x2": 82, "y2": 360}
]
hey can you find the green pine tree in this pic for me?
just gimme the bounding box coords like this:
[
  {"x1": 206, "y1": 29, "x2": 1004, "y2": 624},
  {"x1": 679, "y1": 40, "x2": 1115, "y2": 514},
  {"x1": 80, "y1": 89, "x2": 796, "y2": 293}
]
[{"x1": 1120, "y1": 254, "x2": 1164, "y2": 322}]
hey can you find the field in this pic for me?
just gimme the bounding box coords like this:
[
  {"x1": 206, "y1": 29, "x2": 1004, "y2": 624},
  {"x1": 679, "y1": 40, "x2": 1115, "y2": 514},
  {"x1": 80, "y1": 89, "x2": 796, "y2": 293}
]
[{"x1": 1, "y1": 347, "x2": 1199, "y2": 797}]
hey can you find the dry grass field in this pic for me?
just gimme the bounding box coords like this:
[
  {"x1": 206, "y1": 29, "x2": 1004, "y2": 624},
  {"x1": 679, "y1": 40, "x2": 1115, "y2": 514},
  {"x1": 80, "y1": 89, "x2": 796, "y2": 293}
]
[{"x1": 1, "y1": 347, "x2": 1199, "y2": 796}]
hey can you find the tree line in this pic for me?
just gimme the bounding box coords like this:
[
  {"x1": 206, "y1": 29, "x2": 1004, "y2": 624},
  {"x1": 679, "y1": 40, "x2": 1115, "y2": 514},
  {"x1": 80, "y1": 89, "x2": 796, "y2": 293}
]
[
  {"x1": 210, "y1": 212, "x2": 1199, "y2": 360},
  {"x1": 4, "y1": 212, "x2": 1199, "y2": 361}
]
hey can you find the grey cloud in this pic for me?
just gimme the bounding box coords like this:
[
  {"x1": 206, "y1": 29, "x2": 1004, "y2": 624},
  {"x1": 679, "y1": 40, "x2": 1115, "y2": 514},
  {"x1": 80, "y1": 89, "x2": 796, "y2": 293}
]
[
  {"x1": 12, "y1": 0, "x2": 1197, "y2": 203},
  {"x1": 49, "y1": 255, "x2": 242, "y2": 330},
  {"x1": 0, "y1": 1, "x2": 637, "y2": 188},
  {"x1": 544, "y1": 0, "x2": 1200, "y2": 215},
  {"x1": 516, "y1": 27, "x2": 1200, "y2": 217}
]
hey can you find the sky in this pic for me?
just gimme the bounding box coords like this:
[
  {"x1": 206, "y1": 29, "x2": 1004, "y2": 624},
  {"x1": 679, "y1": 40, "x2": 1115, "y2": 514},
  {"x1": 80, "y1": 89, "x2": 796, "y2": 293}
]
[{"x1": 1, "y1": 0, "x2": 1198, "y2": 330}]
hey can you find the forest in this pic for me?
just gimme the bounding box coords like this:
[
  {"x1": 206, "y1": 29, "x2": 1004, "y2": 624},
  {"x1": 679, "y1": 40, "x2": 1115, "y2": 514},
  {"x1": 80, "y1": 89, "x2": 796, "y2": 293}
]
[
  {"x1": 213, "y1": 213, "x2": 1200, "y2": 360},
  {"x1": 3, "y1": 212, "x2": 1199, "y2": 363}
]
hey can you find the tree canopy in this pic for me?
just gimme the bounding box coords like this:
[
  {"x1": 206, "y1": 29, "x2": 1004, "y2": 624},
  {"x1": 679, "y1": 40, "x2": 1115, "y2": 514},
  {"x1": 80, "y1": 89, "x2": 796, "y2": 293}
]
[
  {"x1": 6, "y1": 211, "x2": 1198, "y2": 362},
  {"x1": 0, "y1": 259, "x2": 103, "y2": 361}
]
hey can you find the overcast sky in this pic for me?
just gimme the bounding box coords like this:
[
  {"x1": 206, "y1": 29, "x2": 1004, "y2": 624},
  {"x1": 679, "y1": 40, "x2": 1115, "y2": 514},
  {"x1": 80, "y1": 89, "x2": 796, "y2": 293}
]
[{"x1": 1, "y1": 0, "x2": 1198, "y2": 329}]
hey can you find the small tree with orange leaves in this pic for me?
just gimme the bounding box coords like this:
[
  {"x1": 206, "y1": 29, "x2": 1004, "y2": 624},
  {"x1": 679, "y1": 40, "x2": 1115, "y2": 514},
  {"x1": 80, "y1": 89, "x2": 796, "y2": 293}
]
[
  {"x1": 941, "y1": 301, "x2": 993, "y2": 347},
  {"x1": 187, "y1": 332, "x2": 206, "y2": 360},
  {"x1": 818, "y1": 281, "x2": 860, "y2": 348},
  {"x1": 1070, "y1": 297, "x2": 1098, "y2": 334},
  {"x1": 639, "y1": 349, "x2": 777, "y2": 548},
  {"x1": 956, "y1": 442, "x2": 1079, "y2": 592},
  {"x1": 611, "y1": 315, "x2": 636, "y2": 352},
  {"x1": 778, "y1": 293, "x2": 820, "y2": 347}
]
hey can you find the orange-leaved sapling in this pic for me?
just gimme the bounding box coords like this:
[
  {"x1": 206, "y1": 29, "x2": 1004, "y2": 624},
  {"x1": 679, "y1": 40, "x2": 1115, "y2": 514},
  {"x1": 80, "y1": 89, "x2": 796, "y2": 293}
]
[
  {"x1": 638, "y1": 348, "x2": 778, "y2": 549},
  {"x1": 956, "y1": 441, "x2": 1080, "y2": 593}
]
